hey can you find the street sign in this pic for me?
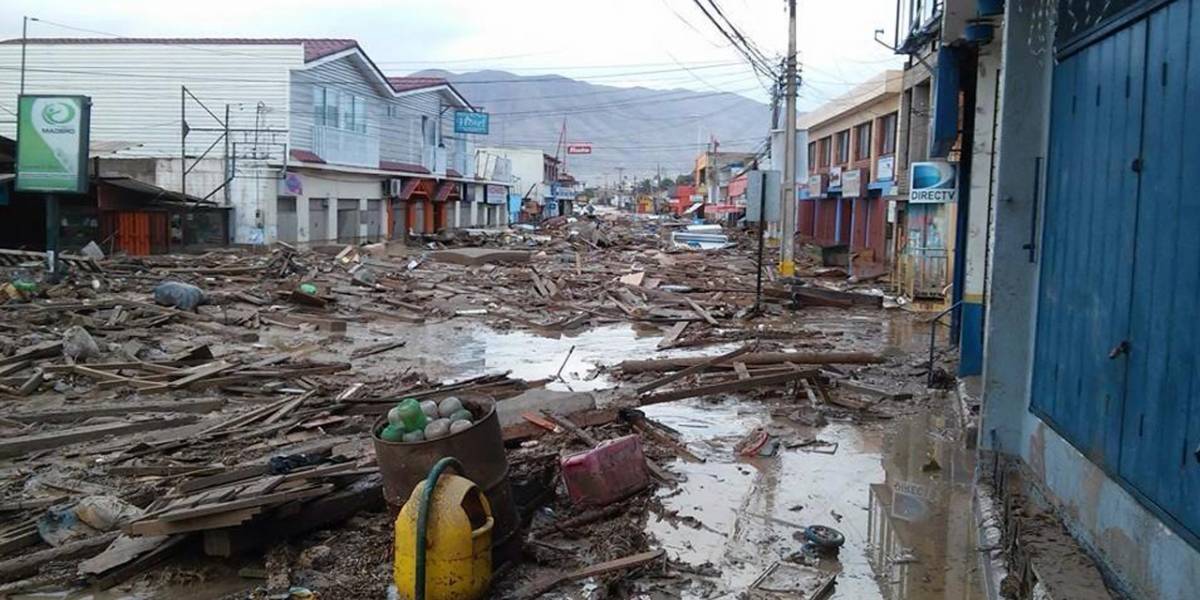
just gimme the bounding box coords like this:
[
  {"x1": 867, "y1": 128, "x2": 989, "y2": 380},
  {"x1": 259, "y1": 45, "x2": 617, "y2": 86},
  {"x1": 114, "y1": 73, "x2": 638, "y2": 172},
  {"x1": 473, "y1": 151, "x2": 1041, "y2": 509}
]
[
  {"x1": 566, "y1": 143, "x2": 592, "y2": 155},
  {"x1": 745, "y1": 170, "x2": 781, "y2": 222},
  {"x1": 453, "y1": 110, "x2": 489, "y2": 135},
  {"x1": 16, "y1": 95, "x2": 91, "y2": 194}
]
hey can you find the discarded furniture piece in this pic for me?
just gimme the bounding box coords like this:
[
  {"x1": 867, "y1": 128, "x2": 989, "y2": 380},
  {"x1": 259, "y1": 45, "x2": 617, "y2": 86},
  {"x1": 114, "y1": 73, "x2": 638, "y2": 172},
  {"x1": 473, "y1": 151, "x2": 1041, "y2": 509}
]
[{"x1": 374, "y1": 395, "x2": 520, "y2": 564}]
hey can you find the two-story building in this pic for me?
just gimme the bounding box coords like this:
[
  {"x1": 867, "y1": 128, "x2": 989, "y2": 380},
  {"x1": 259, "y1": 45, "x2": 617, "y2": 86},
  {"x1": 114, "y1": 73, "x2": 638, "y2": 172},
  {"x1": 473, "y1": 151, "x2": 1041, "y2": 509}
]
[
  {"x1": 798, "y1": 71, "x2": 902, "y2": 270},
  {"x1": 476, "y1": 147, "x2": 562, "y2": 222},
  {"x1": 0, "y1": 37, "x2": 511, "y2": 252}
]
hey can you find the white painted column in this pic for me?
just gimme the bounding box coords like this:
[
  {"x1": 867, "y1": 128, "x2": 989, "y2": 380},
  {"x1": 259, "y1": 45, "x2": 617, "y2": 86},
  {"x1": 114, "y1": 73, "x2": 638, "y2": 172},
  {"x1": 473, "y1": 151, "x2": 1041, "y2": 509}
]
[
  {"x1": 326, "y1": 199, "x2": 338, "y2": 244},
  {"x1": 358, "y1": 198, "x2": 370, "y2": 240},
  {"x1": 380, "y1": 199, "x2": 389, "y2": 241},
  {"x1": 296, "y1": 195, "x2": 310, "y2": 243}
]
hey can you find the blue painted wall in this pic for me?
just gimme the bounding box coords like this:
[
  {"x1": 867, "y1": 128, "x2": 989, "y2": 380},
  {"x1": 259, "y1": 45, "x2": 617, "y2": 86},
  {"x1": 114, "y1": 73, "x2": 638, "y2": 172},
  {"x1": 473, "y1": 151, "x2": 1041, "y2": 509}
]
[
  {"x1": 981, "y1": 1, "x2": 1200, "y2": 597},
  {"x1": 1030, "y1": 0, "x2": 1200, "y2": 551}
]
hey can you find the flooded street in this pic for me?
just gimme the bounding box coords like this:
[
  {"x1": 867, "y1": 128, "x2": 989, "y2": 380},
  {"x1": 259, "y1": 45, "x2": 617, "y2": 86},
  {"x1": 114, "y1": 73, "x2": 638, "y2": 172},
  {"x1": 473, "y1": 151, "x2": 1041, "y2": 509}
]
[{"x1": 425, "y1": 309, "x2": 981, "y2": 599}]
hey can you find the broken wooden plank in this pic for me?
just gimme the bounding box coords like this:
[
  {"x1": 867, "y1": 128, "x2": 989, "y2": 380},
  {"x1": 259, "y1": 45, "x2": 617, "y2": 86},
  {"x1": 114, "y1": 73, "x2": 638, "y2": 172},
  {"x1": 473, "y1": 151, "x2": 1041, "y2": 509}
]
[
  {"x1": 79, "y1": 534, "x2": 170, "y2": 576},
  {"x1": 684, "y1": 297, "x2": 719, "y2": 326},
  {"x1": 0, "y1": 417, "x2": 200, "y2": 458},
  {"x1": 351, "y1": 340, "x2": 407, "y2": 359},
  {"x1": 0, "y1": 524, "x2": 41, "y2": 556},
  {"x1": 128, "y1": 508, "x2": 261, "y2": 537},
  {"x1": 0, "y1": 496, "x2": 68, "y2": 513},
  {"x1": 0, "y1": 342, "x2": 63, "y2": 368},
  {"x1": 85, "y1": 534, "x2": 189, "y2": 590},
  {"x1": 635, "y1": 344, "x2": 754, "y2": 395},
  {"x1": 639, "y1": 369, "x2": 819, "y2": 406},
  {"x1": 619, "y1": 352, "x2": 884, "y2": 373},
  {"x1": 791, "y1": 285, "x2": 883, "y2": 308},
  {"x1": 0, "y1": 531, "x2": 120, "y2": 583},
  {"x1": 155, "y1": 484, "x2": 332, "y2": 523},
  {"x1": 165, "y1": 360, "x2": 235, "y2": 389},
  {"x1": 502, "y1": 408, "x2": 620, "y2": 442},
  {"x1": 10, "y1": 398, "x2": 225, "y2": 424},
  {"x1": 733, "y1": 362, "x2": 751, "y2": 381},
  {"x1": 261, "y1": 391, "x2": 313, "y2": 426},
  {"x1": 656, "y1": 322, "x2": 688, "y2": 350},
  {"x1": 516, "y1": 549, "x2": 665, "y2": 599}
]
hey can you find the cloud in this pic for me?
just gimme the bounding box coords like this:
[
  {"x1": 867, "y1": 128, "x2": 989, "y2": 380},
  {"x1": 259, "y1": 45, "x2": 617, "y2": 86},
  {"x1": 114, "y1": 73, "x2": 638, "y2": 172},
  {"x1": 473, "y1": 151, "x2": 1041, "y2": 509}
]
[{"x1": 3, "y1": 0, "x2": 903, "y2": 107}]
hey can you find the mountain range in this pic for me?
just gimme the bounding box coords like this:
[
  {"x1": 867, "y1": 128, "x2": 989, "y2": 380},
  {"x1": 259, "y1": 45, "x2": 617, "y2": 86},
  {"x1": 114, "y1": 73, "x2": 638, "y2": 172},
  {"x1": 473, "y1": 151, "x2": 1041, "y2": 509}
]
[{"x1": 415, "y1": 69, "x2": 772, "y2": 185}]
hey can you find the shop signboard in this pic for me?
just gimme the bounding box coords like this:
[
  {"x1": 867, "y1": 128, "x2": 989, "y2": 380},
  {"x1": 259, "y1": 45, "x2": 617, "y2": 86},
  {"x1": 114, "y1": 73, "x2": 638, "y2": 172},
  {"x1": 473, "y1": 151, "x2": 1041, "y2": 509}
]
[
  {"x1": 909, "y1": 161, "x2": 958, "y2": 203},
  {"x1": 16, "y1": 95, "x2": 91, "y2": 194},
  {"x1": 453, "y1": 110, "x2": 489, "y2": 135},
  {"x1": 841, "y1": 168, "x2": 862, "y2": 197},
  {"x1": 876, "y1": 155, "x2": 895, "y2": 181}
]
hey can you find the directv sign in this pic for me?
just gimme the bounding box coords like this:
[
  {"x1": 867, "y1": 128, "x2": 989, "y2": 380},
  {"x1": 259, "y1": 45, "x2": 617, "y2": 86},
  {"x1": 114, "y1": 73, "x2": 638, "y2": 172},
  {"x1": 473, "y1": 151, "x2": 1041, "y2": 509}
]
[
  {"x1": 909, "y1": 161, "x2": 957, "y2": 203},
  {"x1": 453, "y1": 110, "x2": 489, "y2": 135}
]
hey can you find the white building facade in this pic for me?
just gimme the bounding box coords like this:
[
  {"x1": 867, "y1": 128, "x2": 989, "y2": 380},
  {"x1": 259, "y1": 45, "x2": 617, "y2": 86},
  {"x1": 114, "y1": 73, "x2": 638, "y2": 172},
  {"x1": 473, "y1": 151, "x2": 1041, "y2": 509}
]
[{"x1": 0, "y1": 38, "x2": 511, "y2": 245}]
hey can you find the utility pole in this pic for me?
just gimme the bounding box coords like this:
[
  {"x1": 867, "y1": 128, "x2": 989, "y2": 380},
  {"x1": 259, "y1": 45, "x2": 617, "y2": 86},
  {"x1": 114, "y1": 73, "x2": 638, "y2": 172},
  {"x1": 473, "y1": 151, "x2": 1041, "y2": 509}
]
[
  {"x1": 779, "y1": 0, "x2": 799, "y2": 278},
  {"x1": 20, "y1": 16, "x2": 29, "y2": 94}
]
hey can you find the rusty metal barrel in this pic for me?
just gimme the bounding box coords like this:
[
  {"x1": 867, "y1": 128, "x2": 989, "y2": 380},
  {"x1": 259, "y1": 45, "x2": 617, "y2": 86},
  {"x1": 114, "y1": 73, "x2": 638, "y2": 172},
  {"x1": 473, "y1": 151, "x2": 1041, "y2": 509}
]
[{"x1": 372, "y1": 394, "x2": 521, "y2": 563}]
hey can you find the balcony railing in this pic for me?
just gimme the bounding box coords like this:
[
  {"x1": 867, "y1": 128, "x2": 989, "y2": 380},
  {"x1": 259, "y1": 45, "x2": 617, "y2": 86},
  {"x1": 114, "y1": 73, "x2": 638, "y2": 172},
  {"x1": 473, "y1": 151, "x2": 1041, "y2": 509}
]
[{"x1": 312, "y1": 125, "x2": 379, "y2": 169}]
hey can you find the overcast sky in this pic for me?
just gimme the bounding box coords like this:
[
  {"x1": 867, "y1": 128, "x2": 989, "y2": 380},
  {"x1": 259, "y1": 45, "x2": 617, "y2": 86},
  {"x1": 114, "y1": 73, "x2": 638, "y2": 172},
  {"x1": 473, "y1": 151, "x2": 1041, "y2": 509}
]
[{"x1": 1, "y1": 0, "x2": 903, "y2": 110}]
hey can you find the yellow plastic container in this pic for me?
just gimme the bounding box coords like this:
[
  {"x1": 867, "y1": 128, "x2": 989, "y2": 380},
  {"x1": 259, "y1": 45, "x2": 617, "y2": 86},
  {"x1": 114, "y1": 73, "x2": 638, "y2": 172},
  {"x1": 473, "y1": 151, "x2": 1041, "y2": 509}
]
[{"x1": 393, "y1": 474, "x2": 493, "y2": 600}]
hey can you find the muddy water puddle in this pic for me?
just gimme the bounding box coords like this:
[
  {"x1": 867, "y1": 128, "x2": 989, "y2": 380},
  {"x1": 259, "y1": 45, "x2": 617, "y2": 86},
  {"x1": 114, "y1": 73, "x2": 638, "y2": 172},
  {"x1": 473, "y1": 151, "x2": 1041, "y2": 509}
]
[{"x1": 639, "y1": 398, "x2": 982, "y2": 599}]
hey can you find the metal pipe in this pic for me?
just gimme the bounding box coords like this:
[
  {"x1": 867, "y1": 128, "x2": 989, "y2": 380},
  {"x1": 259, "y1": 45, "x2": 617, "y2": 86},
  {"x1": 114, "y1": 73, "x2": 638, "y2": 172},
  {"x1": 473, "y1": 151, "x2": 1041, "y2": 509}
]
[
  {"x1": 927, "y1": 300, "x2": 962, "y2": 387},
  {"x1": 415, "y1": 456, "x2": 464, "y2": 600},
  {"x1": 19, "y1": 16, "x2": 28, "y2": 95}
]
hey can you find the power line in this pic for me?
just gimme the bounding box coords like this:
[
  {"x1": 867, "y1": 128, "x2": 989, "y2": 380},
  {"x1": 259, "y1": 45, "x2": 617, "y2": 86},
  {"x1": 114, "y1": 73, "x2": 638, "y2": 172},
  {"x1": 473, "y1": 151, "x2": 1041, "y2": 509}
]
[{"x1": 685, "y1": 0, "x2": 778, "y2": 80}]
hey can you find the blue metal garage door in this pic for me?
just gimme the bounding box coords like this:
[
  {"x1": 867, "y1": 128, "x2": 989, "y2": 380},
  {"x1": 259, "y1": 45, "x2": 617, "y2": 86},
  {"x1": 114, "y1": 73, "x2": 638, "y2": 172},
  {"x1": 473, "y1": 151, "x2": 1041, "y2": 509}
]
[{"x1": 1032, "y1": 0, "x2": 1200, "y2": 544}]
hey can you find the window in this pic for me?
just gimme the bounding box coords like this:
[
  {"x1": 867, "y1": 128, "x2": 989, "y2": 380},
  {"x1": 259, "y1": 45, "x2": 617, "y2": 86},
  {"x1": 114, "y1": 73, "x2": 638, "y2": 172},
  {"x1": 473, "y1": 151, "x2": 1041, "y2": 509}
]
[
  {"x1": 834, "y1": 129, "x2": 850, "y2": 164},
  {"x1": 807, "y1": 142, "x2": 817, "y2": 173},
  {"x1": 819, "y1": 137, "x2": 831, "y2": 167},
  {"x1": 421, "y1": 115, "x2": 436, "y2": 147},
  {"x1": 879, "y1": 112, "x2": 898, "y2": 155},
  {"x1": 854, "y1": 122, "x2": 872, "y2": 161},
  {"x1": 312, "y1": 86, "x2": 367, "y2": 133}
]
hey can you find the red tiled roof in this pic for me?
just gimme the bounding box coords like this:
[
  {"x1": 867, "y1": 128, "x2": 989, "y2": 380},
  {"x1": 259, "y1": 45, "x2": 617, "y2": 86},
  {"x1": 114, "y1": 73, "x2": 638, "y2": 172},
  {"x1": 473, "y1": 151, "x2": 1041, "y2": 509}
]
[
  {"x1": 379, "y1": 160, "x2": 430, "y2": 174},
  {"x1": 387, "y1": 76, "x2": 449, "y2": 93},
  {"x1": 0, "y1": 38, "x2": 358, "y2": 62},
  {"x1": 290, "y1": 148, "x2": 325, "y2": 163},
  {"x1": 446, "y1": 169, "x2": 462, "y2": 178}
]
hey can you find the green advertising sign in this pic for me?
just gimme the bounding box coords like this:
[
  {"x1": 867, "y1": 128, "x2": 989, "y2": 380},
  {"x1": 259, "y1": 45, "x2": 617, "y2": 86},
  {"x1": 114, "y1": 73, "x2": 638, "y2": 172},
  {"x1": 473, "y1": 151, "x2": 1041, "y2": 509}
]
[{"x1": 16, "y1": 95, "x2": 91, "y2": 194}]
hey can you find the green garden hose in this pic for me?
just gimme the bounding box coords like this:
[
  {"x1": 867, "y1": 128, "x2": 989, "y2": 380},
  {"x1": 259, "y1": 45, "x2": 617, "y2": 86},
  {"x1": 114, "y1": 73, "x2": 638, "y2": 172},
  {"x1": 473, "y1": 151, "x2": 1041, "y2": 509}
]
[{"x1": 414, "y1": 456, "x2": 464, "y2": 600}]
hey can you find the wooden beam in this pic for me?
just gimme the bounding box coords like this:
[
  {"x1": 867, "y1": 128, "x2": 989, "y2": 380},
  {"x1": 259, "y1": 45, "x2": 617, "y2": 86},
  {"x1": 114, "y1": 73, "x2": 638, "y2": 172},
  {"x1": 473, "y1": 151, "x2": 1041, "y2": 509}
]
[
  {"x1": 0, "y1": 418, "x2": 199, "y2": 458},
  {"x1": 635, "y1": 344, "x2": 754, "y2": 395},
  {"x1": 516, "y1": 550, "x2": 665, "y2": 598},
  {"x1": 639, "y1": 369, "x2": 818, "y2": 406},
  {"x1": 10, "y1": 399, "x2": 225, "y2": 424},
  {"x1": 619, "y1": 352, "x2": 884, "y2": 373},
  {"x1": 0, "y1": 531, "x2": 120, "y2": 583}
]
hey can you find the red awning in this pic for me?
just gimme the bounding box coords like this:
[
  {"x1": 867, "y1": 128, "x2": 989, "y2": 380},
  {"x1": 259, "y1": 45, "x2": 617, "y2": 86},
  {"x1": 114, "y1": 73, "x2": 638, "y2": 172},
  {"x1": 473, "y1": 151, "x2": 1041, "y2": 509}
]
[
  {"x1": 399, "y1": 178, "x2": 423, "y2": 200},
  {"x1": 434, "y1": 181, "x2": 459, "y2": 202}
]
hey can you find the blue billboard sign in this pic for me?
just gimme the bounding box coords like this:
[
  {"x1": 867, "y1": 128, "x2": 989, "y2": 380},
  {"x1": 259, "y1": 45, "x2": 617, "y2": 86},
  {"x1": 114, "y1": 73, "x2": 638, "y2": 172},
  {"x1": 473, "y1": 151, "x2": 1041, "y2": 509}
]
[{"x1": 453, "y1": 111, "x2": 489, "y2": 135}]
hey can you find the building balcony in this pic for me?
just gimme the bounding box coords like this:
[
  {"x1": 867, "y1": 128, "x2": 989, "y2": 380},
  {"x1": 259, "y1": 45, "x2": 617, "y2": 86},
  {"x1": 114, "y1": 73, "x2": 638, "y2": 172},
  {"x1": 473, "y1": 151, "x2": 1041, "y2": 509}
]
[
  {"x1": 423, "y1": 147, "x2": 447, "y2": 176},
  {"x1": 312, "y1": 125, "x2": 379, "y2": 169}
]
